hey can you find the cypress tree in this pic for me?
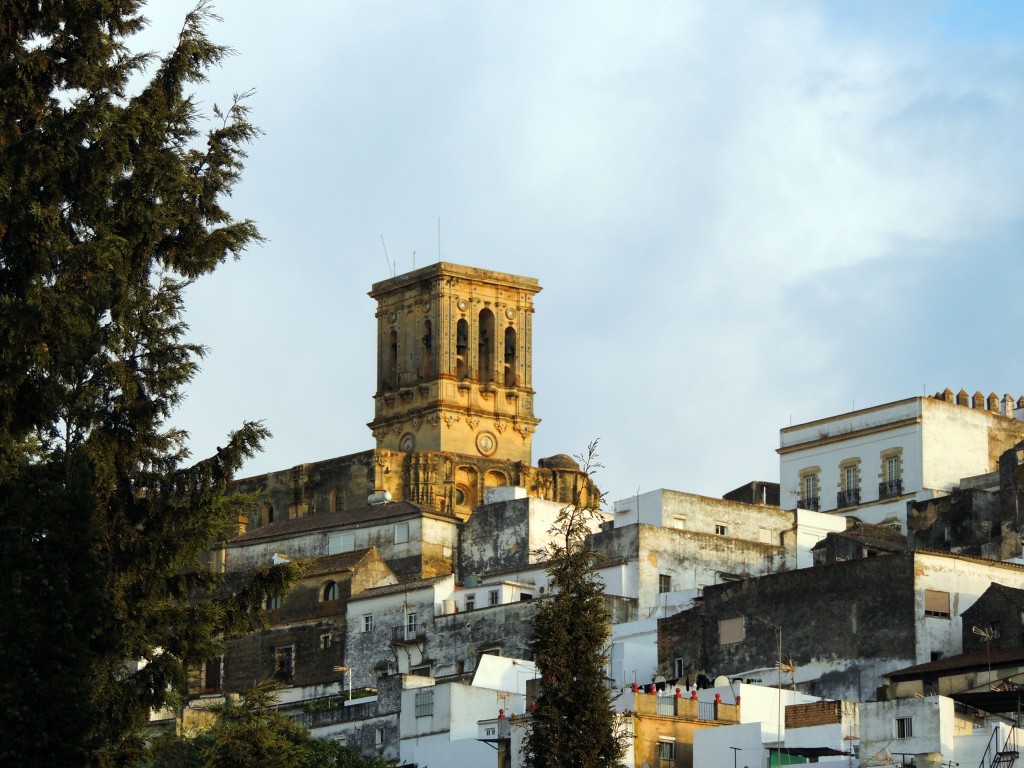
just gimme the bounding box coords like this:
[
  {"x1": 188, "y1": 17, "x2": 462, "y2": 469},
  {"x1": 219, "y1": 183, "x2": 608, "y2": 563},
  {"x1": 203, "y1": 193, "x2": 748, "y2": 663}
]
[
  {"x1": 524, "y1": 442, "x2": 625, "y2": 768},
  {"x1": 0, "y1": 3, "x2": 294, "y2": 765}
]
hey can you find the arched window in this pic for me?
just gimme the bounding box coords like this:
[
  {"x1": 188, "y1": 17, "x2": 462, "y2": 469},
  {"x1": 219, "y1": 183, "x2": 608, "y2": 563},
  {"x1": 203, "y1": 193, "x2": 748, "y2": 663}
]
[
  {"x1": 420, "y1": 319, "x2": 432, "y2": 377},
  {"x1": 386, "y1": 329, "x2": 398, "y2": 389},
  {"x1": 456, "y1": 319, "x2": 469, "y2": 379},
  {"x1": 262, "y1": 502, "x2": 274, "y2": 525},
  {"x1": 478, "y1": 309, "x2": 495, "y2": 382},
  {"x1": 504, "y1": 326, "x2": 517, "y2": 386},
  {"x1": 321, "y1": 581, "x2": 338, "y2": 602}
]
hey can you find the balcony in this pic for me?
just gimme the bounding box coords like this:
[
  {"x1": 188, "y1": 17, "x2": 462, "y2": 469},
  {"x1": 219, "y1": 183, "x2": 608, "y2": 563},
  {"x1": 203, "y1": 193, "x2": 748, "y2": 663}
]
[
  {"x1": 797, "y1": 496, "x2": 820, "y2": 511},
  {"x1": 836, "y1": 488, "x2": 861, "y2": 508},
  {"x1": 390, "y1": 625, "x2": 426, "y2": 645},
  {"x1": 879, "y1": 479, "x2": 903, "y2": 499}
]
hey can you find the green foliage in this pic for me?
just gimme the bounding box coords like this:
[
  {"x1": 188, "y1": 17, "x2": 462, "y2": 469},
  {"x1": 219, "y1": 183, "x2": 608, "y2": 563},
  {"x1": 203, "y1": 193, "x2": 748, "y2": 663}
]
[
  {"x1": 0, "y1": 3, "x2": 294, "y2": 765},
  {"x1": 142, "y1": 683, "x2": 393, "y2": 768},
  {"x1": 523, "y1": 441, "x2": 626, "y2": 768}
]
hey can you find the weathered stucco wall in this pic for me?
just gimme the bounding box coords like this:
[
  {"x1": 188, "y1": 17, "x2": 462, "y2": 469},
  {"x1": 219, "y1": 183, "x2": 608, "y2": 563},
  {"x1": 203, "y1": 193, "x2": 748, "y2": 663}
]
[
  {"x1": 591, "y1": 523, "x2": 783, "y2": 617},
  {"x1": 693, "y1": 555, "x2": 917, "y2": 701}
]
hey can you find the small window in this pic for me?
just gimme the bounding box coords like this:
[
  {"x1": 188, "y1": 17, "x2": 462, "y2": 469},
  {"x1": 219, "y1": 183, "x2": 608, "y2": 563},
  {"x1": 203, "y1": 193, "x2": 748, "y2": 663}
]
[
  {"x1": 329, "y1": 531, "x2": 355, "y2": 554},
  {"x1": 266, "y1": 594, "x2": 282, "y2": 611},
  {"x1": 658, "y1": 574, "x2": 672, "y2": 594},
  {"x1": 925, "y1": 589, "x2": 950, "y2": 618},
  {"x1": 375, "y1": 727, "x2": 384, "y2": 746},
  {"x1": 658, "y1": 739, "x2": 676, "y2": 761},
  {"x1": 719, "y1": 617, "x2": 745, "y2": 645},
  {"x1": 411, "y1": 664, "x2": 431, "y2": 677},
  {"x1": 465, "y1": 594, "x2": 475, "y2": 611},
  {"x1": 320, "y1": 633, "x2": 332, "y2": 650},
  {"x1": 406, "y1": 611, "x2": 417, "y2": 634},
  {"x1": 415, "y1": 688, "x2": 434, "y2": 717},
  {"x1": 363, "y1": 614, "x2": 374, "y2": 632},
  {"x1": 321, "y1": 581, "x2": 337, "y2": 602},
  {"x1": 715, "y1": 523, "x2": 728, "y2": 536},
  {"x1": 394, "y1": 521, "x2": 410, "y2": 544},
  {"x1": 673, "y1": 658, "x2": 684, "y2": 679},
  {"x1": 896, "y1": 716, "x2": 913, "y2": 739},
  {"x1": 488, "y1": 589, "x2": 500, "y2": 606}
]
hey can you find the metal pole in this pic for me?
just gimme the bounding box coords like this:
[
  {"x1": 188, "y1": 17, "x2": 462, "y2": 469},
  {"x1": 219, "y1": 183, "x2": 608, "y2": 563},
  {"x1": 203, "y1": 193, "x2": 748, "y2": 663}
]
[{"x1": 730, "y1": 746, "x2": 740, "y2": 768}]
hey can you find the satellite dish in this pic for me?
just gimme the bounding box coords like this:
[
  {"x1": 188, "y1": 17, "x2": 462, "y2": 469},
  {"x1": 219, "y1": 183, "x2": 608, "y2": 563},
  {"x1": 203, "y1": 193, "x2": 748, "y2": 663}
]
[{"x1": 714, "y1": 675, "x2": 730, "y2": 687}]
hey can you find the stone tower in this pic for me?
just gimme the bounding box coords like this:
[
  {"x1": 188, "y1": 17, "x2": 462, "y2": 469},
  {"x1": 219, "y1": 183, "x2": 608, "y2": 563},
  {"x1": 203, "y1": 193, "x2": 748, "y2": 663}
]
[{"x1": 368, "y1": 262, "x2": 541, "y2": 464}]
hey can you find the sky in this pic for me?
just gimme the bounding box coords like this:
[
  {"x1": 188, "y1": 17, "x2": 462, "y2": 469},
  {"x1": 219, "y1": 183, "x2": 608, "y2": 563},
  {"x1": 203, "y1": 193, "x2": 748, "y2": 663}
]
[{"x1": 137, "y1": 1, "x2": 1024, "y2": 505}]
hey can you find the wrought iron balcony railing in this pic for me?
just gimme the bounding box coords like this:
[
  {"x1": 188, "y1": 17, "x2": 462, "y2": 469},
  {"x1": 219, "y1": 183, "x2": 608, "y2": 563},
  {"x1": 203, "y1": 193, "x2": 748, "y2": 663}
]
[
  {"x1": 797, "y1": 496, "x2": 820, "y2": 511},
  {"x1": 837, "y1": 488, "x2": 861, "y2": 508},
  {"x1": 879, "y1": 479, "x2": 903, "y2": 499},
  {"x1": 391, "y1": 625, "x2": 425, "y2": 645}
]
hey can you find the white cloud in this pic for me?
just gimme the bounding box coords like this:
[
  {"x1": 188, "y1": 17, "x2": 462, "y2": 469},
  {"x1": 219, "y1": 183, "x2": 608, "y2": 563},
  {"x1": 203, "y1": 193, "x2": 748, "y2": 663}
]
[{"x1": 136, "y1": 0, "x2": 1024, "y2": 501}]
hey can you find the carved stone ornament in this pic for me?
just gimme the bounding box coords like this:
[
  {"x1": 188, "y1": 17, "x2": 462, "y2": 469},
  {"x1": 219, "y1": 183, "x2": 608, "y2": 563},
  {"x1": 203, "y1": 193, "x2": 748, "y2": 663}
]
[
  {"x1": 493, "y1": 419, "x2": 507, "y2": 433},
  {"x1": 476, "y1": 431, "x2": 498, "y2": 456},
  {"x1": 411, "y1": 416, "x2": 424, "y2": 430},
  {"x1": 443, "y1": 413, "x2": 461, "y2": 428},
  {"x1": 466, "y1": 415, "x2": 480, "y2": 429},
  {"x1": 513, "y1": 423, "x2": 534, "y2": 438},
  {"x1": 391, "y1": 423, "x2": 404, "y2": 435},
  {"x1": 400, "y1": 433, "x2": 416, "y2": 453},
  {"x1": 426, "y1": 414, "x2": 441, "y2": 426}
]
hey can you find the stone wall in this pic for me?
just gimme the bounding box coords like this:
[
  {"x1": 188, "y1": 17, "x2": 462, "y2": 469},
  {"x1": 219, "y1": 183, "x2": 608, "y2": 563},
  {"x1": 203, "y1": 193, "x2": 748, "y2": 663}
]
[{"x1": 659, "y1": 555, "x2": 919, "y2": 701}]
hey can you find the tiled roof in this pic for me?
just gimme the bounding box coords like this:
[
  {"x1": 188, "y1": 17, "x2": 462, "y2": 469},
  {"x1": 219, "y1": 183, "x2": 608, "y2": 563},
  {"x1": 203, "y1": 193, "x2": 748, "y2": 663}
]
[
  {"x1": 301, "y1": 548, "x2": 375, "y2": 578},
  {"x1": 228, "y1": 501, "x2": 458, "y2": 545},
  {"x1": 348, "y1": 574, "x2": 453, "y2": 602},
  {"x1": 886, "y1": 646, "x2": 1024, "y2": 679}
]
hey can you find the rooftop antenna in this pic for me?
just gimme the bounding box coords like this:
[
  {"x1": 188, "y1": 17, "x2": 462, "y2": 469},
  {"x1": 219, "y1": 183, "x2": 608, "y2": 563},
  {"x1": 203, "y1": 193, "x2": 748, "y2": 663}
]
[{"x1": 380, "y1": 236, "x2": 394, "y2": 277}]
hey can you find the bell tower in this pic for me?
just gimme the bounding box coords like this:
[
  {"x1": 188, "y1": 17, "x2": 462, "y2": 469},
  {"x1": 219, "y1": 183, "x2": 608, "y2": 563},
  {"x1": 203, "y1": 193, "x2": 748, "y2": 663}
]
[{"x1": 368, "y1": 262, "x2": 541, "y2": 463}]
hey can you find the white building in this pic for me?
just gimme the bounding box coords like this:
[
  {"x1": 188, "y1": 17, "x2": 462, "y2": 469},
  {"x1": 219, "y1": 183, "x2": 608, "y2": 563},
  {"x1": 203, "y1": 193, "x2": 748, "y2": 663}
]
[
  {"x1": 779, "y1": 392, "x2": 1024, "y2": 529},
  {"x1": 861, "y1": 695, "x2": 1021, "y2": 768},
  {"x1": 400, "y1": 656, "x2": 536, "y2": 768}
]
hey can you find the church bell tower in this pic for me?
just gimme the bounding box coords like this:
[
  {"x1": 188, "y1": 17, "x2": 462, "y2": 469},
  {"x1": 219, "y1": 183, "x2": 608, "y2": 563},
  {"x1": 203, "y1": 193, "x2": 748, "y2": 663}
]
[{"x1": 368, "y1": 262, "x2": 541, "y2": 463}]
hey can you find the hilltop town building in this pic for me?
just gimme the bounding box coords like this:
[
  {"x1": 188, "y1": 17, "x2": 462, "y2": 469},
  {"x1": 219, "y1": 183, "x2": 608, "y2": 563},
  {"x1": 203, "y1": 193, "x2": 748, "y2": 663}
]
[
  {"x1": 779, "y1": 392, "x2": 1024, "y2": 529},
  {"x1": 173, "y1": 260, "x2": 1024, "y2": 767}
]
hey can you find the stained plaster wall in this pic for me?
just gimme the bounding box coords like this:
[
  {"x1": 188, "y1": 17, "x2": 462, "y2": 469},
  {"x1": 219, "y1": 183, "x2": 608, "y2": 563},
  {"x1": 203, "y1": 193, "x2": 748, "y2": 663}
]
[
  {"x1": 696, "y1": 555, "x2": 919, "y2": 702},
  {"x1": 860, "y1": 695, "x2": 955, "y2": 762},
  {"x1": 660, "y1": 552, "x2": 1024, "y2": 702},
  {"x1": 961, "y1": 585, "x2": 1024, "y2": 651},
  {"x1": 458, "y1": 495, "x2": 601, "y2": 579},
  {"x1": 590, "y1": 523, "x2": 783, "y2": 617},
  {"x1": 223, "y1": 619, "x2": 346, "y2": 693},
  {"x1": 344, "y1": 576, "x2": 456, "y2": 688},
  {"x1": 430, "y1": 600, "x2": 538, "y2": 678},
  {"x1": 912, "y1": 552, "x2": 1024, "y2": 662},
  {"x1": 226, "y1": 512, "x2": 458, "y2": 580},
  {"x1": 305, "y1": 674, "x2": 405, "y2": 763}
]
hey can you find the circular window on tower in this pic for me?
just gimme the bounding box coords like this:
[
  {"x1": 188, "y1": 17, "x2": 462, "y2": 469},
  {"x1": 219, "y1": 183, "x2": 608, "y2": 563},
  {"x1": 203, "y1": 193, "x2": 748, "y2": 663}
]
[
  {"x1": 400, "y1": 433, "x2": 416, "y2": 453},
  {"x1": 476, "y1": 431, "x2": 497, "y2": 457}
]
